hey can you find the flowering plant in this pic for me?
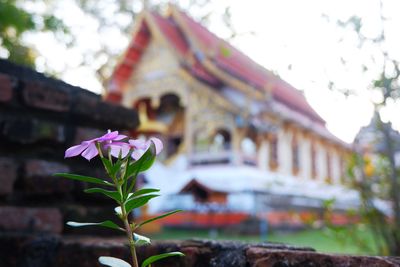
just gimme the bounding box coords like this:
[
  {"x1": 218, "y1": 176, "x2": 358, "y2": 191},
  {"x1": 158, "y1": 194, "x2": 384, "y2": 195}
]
[{"x1": 55, "y1": 130, "x2": 183, "y2": 267}]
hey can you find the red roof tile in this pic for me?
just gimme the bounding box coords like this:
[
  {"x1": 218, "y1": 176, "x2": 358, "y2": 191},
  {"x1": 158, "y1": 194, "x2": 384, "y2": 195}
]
[
  {"x1": 109, "y1": 20, "x2": 150, "y2": 92},
  {"x1": 150, "y1": 12, "x2": 189, "y2": 56},
  {"x1": 172, "y1": 8, "x2": 325, "y2": 124},
  {"x1": 150, "y1": 12, "x2": 221, "y2": 85},
  {"x1": 109, "y1": 7, "x2": 325, "y2": 124}
]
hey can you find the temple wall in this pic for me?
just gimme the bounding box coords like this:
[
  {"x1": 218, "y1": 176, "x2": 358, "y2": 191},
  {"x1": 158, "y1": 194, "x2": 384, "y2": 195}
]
[
  {"x1": 265, "y1": 123, "x2": 347, "y2": 184},
  {"x1": 258, "y1": 140, "x2": 269, "y2": 171},
  {"x1": 122, "y1": 40, "x2": 187, "y2": 108},
  {"x1": 299, "y1": 133, "x2": 312, "y2": 180},
  {"x1": 277, "y1": 128, "x2": 292, "y2": 176},
  {"x1": 316, "y1": 140, "x2": 328, "y2": 181},
  {"x1": 331, "y1": 149, "x2": 341, "y2": 183}
]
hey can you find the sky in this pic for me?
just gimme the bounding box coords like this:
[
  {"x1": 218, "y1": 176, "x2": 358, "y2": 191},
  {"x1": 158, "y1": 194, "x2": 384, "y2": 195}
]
[{"x1": 22, "y1": 0, "x2": 400, "y2": 143}]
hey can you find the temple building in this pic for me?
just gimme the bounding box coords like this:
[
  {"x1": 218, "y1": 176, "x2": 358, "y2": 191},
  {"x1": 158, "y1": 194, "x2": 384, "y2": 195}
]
[{"x1": 106, "y1": 5, "x2": 354, "y2": 222}]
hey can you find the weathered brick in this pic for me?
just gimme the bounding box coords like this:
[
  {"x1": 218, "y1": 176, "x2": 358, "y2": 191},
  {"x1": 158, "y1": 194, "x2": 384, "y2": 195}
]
[
  {"x1": 72, "y1": 91, "x2": 100, "y2": 118},
  {"x1": 73, "y1": 127, "x2": 103, "y2": 145},
  {"x1": 61, "y1": 204, "x2": 116, "y2": 236},
  {"x1": 245, "y1": 247, "x2": 398, "y2": 267},
  {"x1": 0, "y1": 73, "x2": 14, "y2": 103},
  {"x1": 0, "y1": 157, "x2": 18, "y2": 195},
  {"x1": 2, "y1": 118, "x2": 65, "y2": 144},
  {"x1": 0, "y1": 206, "x2": 62, "y2": 233},
  {"x1": 72, "y1": 91, "x2": 138, "y2": 129},
  {"x1": 54, "y1": 237, "x2": 129, "y2": 267},
  {"x1": 2, "y1": 117, "x2": 35, "y2": 144},
  {"x1": 34, "y1": 119, "x2": 66, "y2": 143},
  {"x1": 96, "y1": 102, "x2": 139, "y2": 129},
  {"x1": 23, "y1": 160, "x2": 73, "y2": 194},
  {"x1": 22, "y1": 81, "x2": 70, "y2": 112}
]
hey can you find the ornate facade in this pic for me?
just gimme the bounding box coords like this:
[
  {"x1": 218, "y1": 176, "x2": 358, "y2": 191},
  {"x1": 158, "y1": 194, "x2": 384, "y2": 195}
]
[{"x1": 106, "y1": 6, "x2": 352, "y2": 212}]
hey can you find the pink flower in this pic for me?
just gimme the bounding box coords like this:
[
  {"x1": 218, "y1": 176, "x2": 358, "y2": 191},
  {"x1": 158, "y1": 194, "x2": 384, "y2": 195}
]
[
  {"x1": 65, "y1": 131, "x2": 127, "y2": 161},
  {"x1": 109, "y1": 137, "x2": 163, "y2": 160}
]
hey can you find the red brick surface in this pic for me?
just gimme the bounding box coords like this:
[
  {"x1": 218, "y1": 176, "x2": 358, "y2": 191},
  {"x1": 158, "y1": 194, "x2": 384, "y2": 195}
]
[
  {"x1": 2, "y1": 118, "x2": 66, "y2": 144},
  {"x1": 0, "y1": 73, "x2": 13, "y2": 102},
  {"x1": 0, "y1": 207, "x2": 62, "y2": 233},
  {"x1": 74, "y1": 127, "x2": 104, "y2": 144},
  {"x1": 0, "y1": 158, "x2": 18, "y2": 195},
  {"x1": 0, "y1": 59, "x2": 137, "y2": 242},
  {"x1": 1, "y1": 237, "x2": 399, "y2": 267},
  {"x1": 23, "y1": 160, "x2": 73, "y2": 194},
  {"x1": 22, "y1": 81, "x2": 70, "y2": 112},
  {"x1": 246, "y1": 247, "x2": 398, "y2": 267}
]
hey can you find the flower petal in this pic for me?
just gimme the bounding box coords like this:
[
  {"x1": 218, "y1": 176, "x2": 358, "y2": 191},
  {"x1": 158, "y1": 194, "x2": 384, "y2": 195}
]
[
  {"x1": 109, "y1": 143, "x2": 130, "y2": 158},
  {"x1": 114, "y1": 134, "x2": 127, "y2": 141},
  {"x1": 97, "y1": 131, "x2": 119, "y2": 142},
  {"x1": 129, "y1": 139, "x2": 147, "y2": 150},
  {"x1": 81, "y1": 142, "x2": 99, "y2": 161},
  {"x1": 149, "y1": 137, "x2": 163, "y2": 154},
  {"x1": 131, "y1": 149, "x2": 145, "y2": 161},
  {"x1": 65, "y1": 142, "x2": 90, "y2": 158}
]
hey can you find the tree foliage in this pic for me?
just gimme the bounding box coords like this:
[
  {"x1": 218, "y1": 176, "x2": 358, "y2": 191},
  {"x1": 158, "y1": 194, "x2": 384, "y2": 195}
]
[
  {"x1": 0, "y1": 0, "x2": 68, "y2": 67},
  {"x1": 0, "y1": 0, "x2": 233, "y2": 87},
  {"x1": 329, "y1": 0, "x2": 400, "y2": 255}
]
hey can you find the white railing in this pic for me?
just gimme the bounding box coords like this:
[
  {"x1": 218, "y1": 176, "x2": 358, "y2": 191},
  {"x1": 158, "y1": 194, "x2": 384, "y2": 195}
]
[
  {"x1": 189, "y1": 150, "x2": 258, "y2": 166},
  {"x1": 190, "y1": 150, "x2": 233, "y2": 165}
]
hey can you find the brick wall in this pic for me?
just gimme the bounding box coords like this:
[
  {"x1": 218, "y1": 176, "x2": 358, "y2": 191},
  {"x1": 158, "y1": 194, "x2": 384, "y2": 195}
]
[
  {"x1": 1, "y1": 235, "x2": 399, "y2": 267},
  {"x1": 0, "y1": 59, "x2": 138, "y2": 236}
]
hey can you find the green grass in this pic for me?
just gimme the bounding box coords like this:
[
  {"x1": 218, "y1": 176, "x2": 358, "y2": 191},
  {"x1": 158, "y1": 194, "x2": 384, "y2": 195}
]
[{"x1": 150, "y1": 226, "x2": 376, "y2": 255}]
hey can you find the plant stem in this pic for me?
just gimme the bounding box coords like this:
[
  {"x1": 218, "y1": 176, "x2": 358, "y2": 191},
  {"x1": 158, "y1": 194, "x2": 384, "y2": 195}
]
[
  {"x1": 124, "y1": 214, "x2": 139, "y2": 267},
  {"x1": 118, "y1": 185, "x2": 139, "y2": 267}
]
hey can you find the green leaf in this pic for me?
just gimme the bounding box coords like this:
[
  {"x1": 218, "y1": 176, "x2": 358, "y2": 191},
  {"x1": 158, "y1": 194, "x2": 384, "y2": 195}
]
[
  {"x1": 110, "y1": 158, "x2": 123, "y2": 178},
  {"x1": 126, "y1": 143, "x2": 156, "y2": 178},
  {"x1": 66, "y1": 220, "x2": 123, "y2": 231},
  {"x1": 124, "y1": 194, "x2": 159, "y2": 214},
  {"x1": 141, "y1": 252, "x2": 184, "y2": 267},
  {"x1": 133, "y1": 233, "x2": 151, "y2": 246},
  {"x1": 128, "y1": 188, "x2": 160, "y2": 200},
  {"x1": 54, "y1": 173, "x2": 112, "y2": 186},
  {"x1": 99, "y1": 256, "x2": 131, "y2": 267},
  {"x1": 137, "y1": 210, "x2": 182, "y2": 229},
  {"x1": 85, "y1": 188, "x2": 121, "y2": 203}
]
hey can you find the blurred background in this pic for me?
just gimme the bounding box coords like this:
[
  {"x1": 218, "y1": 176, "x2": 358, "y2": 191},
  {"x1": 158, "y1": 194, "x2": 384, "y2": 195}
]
[{"x1": 1, "y1": 0, "x2": 400, "y2": 256}]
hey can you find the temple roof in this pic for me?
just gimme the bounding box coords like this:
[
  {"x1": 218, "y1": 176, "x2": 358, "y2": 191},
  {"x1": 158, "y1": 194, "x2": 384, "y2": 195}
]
[{"x1": 108, "y1": 5, "x2": 325, "y2": 125}]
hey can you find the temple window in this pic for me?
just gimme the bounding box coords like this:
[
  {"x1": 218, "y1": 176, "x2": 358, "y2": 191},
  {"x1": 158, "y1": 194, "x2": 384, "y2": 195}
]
[
  {"x1": 241, "y1": 137, "x2": 256, "y2": 155},
  {"x1": 158, "y1": 94, "x2": 184, "y2": 157},
  {"x1": 133, "y1": 93, "x2": 185, "y2": 159},
  {"x1": 269, "y1": 135, "x2": 279, "y2": 170},
  {"x1": 211, "y1": 129, "x2": 231, "y2": 152}
]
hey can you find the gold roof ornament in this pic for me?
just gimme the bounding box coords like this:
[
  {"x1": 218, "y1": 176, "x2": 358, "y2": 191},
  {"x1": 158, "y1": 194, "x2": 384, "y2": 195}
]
[{"x1": 137, "y1": 102, "x2": 168, "y2": 134}]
